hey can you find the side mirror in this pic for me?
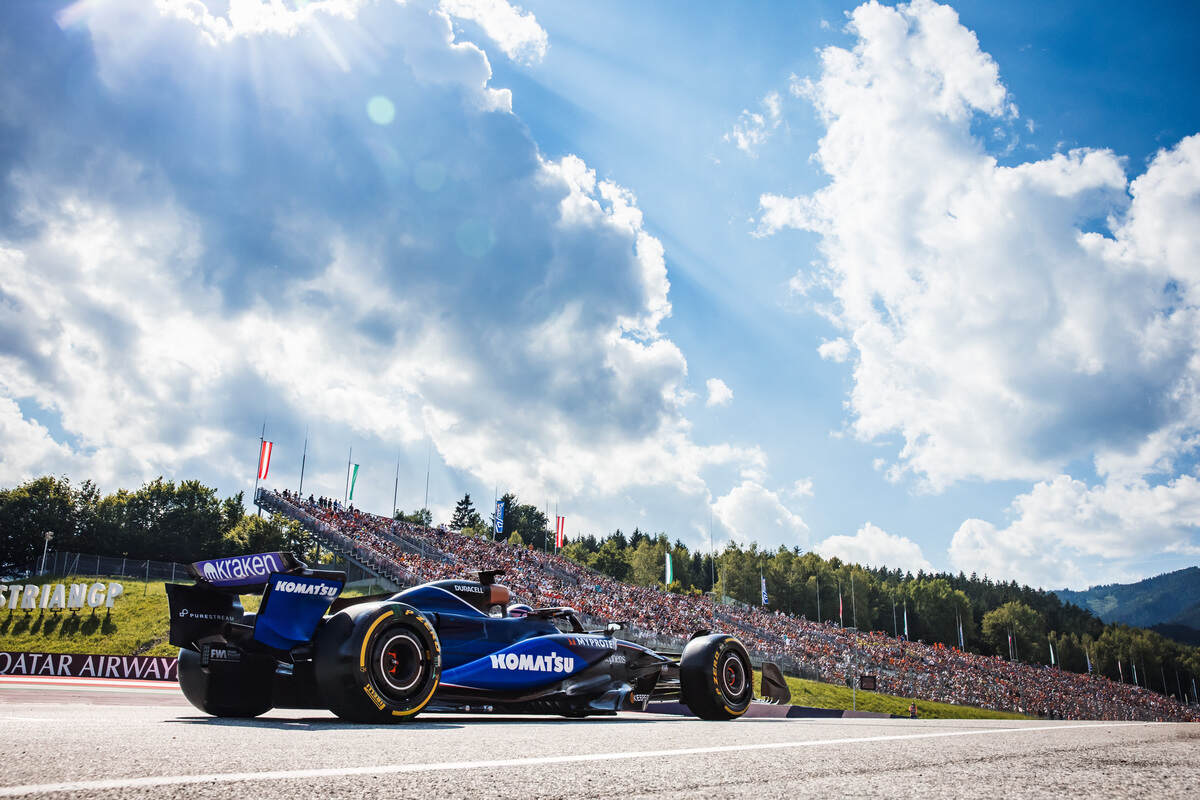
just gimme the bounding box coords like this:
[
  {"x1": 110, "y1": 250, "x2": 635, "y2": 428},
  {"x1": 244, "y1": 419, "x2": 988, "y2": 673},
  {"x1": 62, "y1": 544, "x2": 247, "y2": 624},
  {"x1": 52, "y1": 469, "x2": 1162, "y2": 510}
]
[{"x1": 605, "y1": 622, "x2": 623, "y2": 636}]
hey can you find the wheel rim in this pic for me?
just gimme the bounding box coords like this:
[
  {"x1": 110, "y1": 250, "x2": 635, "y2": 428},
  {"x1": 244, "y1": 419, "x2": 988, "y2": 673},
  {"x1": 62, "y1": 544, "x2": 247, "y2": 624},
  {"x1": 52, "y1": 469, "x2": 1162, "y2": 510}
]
[
  {"x1": 720, "y1": 652, "x2": 747, "y2": 700},
  {"x1": 374, "y1": 631, "x2": 425, "y2": 697}
]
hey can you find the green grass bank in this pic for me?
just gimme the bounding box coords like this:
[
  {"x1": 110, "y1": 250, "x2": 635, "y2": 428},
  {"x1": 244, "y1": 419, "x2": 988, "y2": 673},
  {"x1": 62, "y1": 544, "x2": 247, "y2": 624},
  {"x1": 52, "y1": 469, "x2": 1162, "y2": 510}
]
[
  {"x1": 755, "y1": 668, "x2": 1028, "y2": 720},
  {"x1": 1, "y1": 575, "x2": 177, "y2": 657}
]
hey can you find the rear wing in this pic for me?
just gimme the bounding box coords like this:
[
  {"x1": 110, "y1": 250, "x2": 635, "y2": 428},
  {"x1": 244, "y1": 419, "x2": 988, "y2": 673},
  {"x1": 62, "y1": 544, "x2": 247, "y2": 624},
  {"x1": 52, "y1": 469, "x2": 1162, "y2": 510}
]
[
  {"x1": 166, "y1": 552, "x2": 346, "y2": 653},
  {"x1": 188, "y1": 552, "x2": 301, "y2": 591}
]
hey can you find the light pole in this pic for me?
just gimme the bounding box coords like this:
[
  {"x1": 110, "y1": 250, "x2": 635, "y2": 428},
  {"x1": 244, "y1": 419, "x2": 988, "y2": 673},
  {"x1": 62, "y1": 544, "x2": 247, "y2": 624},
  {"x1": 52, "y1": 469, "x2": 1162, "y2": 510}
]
[{"x1": 39, "y1": 531, "x2": 53, "y2": 575}]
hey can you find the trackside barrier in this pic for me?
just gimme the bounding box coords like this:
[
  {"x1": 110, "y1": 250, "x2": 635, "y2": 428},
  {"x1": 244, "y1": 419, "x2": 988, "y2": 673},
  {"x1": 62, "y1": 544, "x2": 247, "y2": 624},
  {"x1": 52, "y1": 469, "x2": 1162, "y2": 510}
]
[{"x1": 0, "y1": 651, "x2": 178, "y2": 681}]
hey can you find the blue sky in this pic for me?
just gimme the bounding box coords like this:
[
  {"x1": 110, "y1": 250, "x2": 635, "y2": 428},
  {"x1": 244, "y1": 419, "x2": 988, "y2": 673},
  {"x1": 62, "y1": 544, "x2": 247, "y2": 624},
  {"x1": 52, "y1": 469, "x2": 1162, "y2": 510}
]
[{"x1": 1, "y1": 0, "x2": 1198, "y2": 589}]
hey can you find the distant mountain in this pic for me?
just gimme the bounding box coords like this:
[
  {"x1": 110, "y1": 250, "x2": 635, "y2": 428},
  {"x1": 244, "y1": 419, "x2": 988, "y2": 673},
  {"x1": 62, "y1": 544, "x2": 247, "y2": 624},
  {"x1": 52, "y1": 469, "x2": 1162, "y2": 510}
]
[
  {"x1": 1150, "y1": 624, "x2": 1200, "y2": 647},
  {"x1": 1168, "y1": 598, "x2": 1200, "y2": 629},
  {"x1": 1053, "y1": 567, "x2": 1200, "y2": 630}
]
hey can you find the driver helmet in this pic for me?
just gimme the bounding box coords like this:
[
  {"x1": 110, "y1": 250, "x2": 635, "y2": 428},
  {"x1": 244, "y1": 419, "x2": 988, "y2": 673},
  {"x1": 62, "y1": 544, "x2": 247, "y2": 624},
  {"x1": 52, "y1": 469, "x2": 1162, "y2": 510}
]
[{"x1": 508, "y1": 603, "x2": 534, "y2": 618}]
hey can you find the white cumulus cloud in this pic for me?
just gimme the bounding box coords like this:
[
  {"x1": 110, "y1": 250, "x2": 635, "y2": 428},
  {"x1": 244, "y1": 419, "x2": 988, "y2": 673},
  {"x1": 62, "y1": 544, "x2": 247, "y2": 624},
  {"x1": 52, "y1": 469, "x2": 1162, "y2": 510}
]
[
  {"x1": 757, "y1": 0, "x2": 1200, "y2": 584},
  {"x1": 705, "y1": 377, "x2": 734, "y2": 407},
  {"x1": 816, "y1": 522, "x2": 933, "y2": 573},
  {"x1": 758, "y1": 0, "x2": 1200, "y2": 494},
  {"x1": 0, "y1": 0, "x2": 763, "y2": 533},
  {"x1": 725, "y1": 90, "x2": 782, "y2": 156},
  {"x1": 713, "y1": 480, "x2": 809, "y2": 550},
  {"x1": 817, "y1": 337, "x2": 850, "y2": 362},
  {"x1": 949, "y1": 475, "x2": 1200, "y2": 589},
  {"x1": 439, "y1": 0, "x2": 548, "y2": 65}
]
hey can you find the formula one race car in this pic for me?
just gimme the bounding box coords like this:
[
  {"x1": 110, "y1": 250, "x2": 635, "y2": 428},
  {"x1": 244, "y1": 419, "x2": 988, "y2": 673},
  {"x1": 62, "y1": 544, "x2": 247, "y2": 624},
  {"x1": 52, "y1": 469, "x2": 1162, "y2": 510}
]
[{"x1": 165, "y1": 552, "x2": 763, "y2": 722}]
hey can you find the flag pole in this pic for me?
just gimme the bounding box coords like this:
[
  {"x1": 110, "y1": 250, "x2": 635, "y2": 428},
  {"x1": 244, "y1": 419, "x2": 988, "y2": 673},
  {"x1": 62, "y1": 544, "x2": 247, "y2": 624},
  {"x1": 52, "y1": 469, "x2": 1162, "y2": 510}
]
[
  {"x1": 298, "y1": 426, "x2": 308, "y2": 497},
  {"x1": 850, "y1": 573, "x2": 857, "y2": 629},
  {"x1": 816, "y1": 575, "x2": 821, "y2": 624},
  {"x1": 423, "y1": 439, "x2": 431, "y2": 529},
  {"x1": 254, "y1": 420, "x2": 266, "y2": 517},
  {"x1": 344, "y1": 447, "x2": 352, "y2": 505},
  {"x1": 392, "y1": 454, "x2": 400, "y2": 519},
  {"x1": 838, "y1": 579, "x2": 843, "y2": 627},
  {"x1": 708, "y1": 509, "x2": 715, "y2": 591}
]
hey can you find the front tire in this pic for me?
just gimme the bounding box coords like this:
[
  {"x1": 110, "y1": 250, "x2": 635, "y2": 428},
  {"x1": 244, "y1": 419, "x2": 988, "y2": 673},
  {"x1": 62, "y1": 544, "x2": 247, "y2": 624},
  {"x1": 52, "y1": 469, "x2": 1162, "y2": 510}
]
[
  {"x1": 314, "y1": 602, "x2": 441, "y2": 723},
  {"x1": 679, "y1": 633, "x2": 753, "y2": 720}
]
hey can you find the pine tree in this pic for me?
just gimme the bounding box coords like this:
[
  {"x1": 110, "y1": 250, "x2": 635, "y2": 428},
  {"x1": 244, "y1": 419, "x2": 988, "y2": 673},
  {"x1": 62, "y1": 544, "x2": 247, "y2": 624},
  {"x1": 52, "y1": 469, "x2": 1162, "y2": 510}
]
[{"x1": 450, "y1": 493, "x2": 478, "y2": 530}]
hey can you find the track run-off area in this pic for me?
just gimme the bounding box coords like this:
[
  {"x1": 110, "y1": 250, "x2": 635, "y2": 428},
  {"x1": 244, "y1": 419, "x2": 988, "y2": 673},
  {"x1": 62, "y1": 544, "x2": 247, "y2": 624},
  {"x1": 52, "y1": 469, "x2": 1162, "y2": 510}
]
[{"x1": 0, "y1": 679, "x2": 1195, "y2": 799}]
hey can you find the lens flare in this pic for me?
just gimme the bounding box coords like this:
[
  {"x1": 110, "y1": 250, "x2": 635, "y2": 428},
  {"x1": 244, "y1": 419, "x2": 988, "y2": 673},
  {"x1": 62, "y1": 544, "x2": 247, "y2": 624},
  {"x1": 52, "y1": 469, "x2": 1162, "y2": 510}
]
[{"x1": 366, "y1": 95, "x2": 395, "y2": 125}]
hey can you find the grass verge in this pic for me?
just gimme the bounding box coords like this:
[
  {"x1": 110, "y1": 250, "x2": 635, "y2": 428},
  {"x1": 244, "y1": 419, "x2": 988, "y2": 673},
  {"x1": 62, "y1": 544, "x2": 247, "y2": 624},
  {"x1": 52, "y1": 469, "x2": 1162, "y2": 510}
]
[
  {"x1": 755, "y1": 669, "x2": 1029, "y2": 720},
  {"x1": 1, "y1": 575, "x2": 177, "y2": 657}
]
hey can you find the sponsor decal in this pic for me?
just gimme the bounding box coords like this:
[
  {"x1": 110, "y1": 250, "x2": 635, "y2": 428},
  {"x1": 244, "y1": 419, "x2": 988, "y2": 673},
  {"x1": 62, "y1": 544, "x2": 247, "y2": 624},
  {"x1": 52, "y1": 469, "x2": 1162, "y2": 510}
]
[
  {"x1": 193, "y1": 553, "x2": 283, "y2": 587},
  {"x1": 272, "y1": 579, "x2": 339, "y2": 598},
  {"x1": 0, "y1": 651, "x2": 178, "y2": 681},
  {"x1": 363, "y1": 683, "x2": 386, "y2": 709},
  {"x1": 606, "y1": 653, "x2": 626, "y2": 665},
  {"x1": 452, "y1": 584, "x2": 483, "y2": 594},
  {"x1": 633, "y1": 693, "x2": 650, "y2": 702},
  {"x1": 177, "y1": 608, "x2": 236, "y2": 622},
  {"x1": 200, "y1": 644, "x2": 241, "y2": 666},
  {"x1": 488, "y1": 652, "x2": 575, "y2": 673},
  {"x1": 1, "y1": 582, "x2": 123, "y2": 611},
  {"x1": 253, "y1": 573, "x2": 343, "y2": 650},
  {"x1": 566, "y1": 636, "x2": 616, "y2": 651}
]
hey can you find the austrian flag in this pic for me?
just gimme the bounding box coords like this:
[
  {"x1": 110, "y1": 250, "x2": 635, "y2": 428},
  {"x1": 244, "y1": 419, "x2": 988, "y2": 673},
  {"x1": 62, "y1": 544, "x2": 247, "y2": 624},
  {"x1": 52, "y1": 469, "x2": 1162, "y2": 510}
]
[
  {"x1": 258, "y1": 441, "x2": 273, "y2": 480},
  {"x1": 555, "y1": 515, "x2": 566, "y2": 548}
]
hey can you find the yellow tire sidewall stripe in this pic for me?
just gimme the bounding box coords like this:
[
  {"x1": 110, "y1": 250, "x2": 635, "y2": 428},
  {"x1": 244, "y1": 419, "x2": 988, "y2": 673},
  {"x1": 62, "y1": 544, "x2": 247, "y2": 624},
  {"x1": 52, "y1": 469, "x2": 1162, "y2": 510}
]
[{"x1": 359, "y1": 609, "x2": 395, "y2": 672}]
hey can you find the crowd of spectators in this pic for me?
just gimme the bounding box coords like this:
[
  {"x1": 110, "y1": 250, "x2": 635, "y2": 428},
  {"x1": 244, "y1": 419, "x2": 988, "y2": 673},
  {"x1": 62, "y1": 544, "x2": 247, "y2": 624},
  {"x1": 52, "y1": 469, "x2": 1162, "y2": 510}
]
[{"x1": 262, "y1": 489, "x2": 1198, "y2": 722}]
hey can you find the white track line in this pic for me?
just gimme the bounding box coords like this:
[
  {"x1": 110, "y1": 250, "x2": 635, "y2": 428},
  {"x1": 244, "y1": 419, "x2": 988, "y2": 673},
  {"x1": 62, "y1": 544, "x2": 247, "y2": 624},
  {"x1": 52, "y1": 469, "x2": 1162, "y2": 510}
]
[
  {"x1": 0, "y1": 722, "x2": 1147, "y2": 796},
  {"x1": 0, "y1": 676, "x2": 176, "y2": 691}
]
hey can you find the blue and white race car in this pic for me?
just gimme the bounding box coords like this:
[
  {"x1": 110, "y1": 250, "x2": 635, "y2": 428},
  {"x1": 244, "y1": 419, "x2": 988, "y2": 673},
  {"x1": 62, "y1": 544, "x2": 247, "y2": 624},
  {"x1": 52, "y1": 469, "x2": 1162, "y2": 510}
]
[{"x1": 166, "y1": 551, "x2": 782, "y2": 722}]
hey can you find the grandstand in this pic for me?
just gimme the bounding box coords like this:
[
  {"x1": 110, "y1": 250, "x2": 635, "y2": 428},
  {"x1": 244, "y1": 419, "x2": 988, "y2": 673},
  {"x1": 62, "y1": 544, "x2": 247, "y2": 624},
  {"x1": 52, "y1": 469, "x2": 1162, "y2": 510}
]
[{"x1": 257, "y1": 488, "x2": 1197, "y2": 722}]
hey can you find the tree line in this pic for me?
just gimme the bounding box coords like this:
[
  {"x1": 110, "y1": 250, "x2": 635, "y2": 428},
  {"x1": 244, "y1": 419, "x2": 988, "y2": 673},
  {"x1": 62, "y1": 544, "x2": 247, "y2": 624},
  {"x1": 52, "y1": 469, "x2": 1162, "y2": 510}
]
[{"x1": 0, "y1": 475, "x2": 317, "y2": 573}]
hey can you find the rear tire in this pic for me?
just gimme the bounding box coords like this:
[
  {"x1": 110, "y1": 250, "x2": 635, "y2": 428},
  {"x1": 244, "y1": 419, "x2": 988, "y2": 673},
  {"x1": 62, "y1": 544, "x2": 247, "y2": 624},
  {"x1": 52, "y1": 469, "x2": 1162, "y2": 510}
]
[
  {"x1": 314, "y1": 602, "x2": 441, "y2": 723},
  {"x1": 177, "y1": 646, "x2": 274, "y2": 718},
  {"x1": 679, "y1": 633, "x2": 753, "y2": 720}
]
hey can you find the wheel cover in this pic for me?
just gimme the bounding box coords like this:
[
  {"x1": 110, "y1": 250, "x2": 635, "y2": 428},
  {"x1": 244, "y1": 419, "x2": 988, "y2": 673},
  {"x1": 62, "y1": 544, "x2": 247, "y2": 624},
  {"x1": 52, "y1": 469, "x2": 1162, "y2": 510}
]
[
  {"x1": 374, "y1": 631, "x2": 425, "y2": 698},
  {"x1": 719, "y1": 651, "x2": 748, "y2": 702}
]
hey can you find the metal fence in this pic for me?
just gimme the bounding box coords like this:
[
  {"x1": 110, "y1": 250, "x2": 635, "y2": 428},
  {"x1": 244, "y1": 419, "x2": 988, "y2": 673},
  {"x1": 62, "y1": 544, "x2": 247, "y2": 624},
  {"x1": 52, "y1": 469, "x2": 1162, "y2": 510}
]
[{"x1": 38, "y1": 551, "x2": 190, "y2": 583}]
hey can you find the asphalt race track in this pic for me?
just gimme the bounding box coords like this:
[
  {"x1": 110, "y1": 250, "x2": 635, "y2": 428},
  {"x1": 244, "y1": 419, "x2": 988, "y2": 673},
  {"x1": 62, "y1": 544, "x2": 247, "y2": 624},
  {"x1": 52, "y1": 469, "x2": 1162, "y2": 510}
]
[{"x1": 0, "y1": 679, "x2": 1195, "y2": 798}]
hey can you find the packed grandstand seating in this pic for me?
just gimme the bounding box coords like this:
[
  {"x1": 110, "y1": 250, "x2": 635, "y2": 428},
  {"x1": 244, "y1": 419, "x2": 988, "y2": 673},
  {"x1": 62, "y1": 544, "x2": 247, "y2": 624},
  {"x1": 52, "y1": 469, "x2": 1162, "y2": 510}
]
[{"x1": 259, "y1": 488, "x2": 1197, "y2": 722}]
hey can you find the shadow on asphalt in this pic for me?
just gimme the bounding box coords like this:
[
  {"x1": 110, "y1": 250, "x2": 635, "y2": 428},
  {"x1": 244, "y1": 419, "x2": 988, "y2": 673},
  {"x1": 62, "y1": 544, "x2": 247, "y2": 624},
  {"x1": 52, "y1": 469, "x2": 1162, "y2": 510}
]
[
  {"x1": 167, "y1": 713, "x2": 664, "y2": 730},
  {"x1": 168, "y1": 716, "x2": 463, "y2": 731}
]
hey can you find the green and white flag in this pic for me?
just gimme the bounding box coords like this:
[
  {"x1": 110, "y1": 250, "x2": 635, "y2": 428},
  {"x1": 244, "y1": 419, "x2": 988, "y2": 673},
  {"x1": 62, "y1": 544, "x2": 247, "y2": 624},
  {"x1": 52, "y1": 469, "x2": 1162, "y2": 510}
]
[
  {"x1": 664, "y1": 552, "x2": 673, "y2": 585},
  {"x1": 349, "y1": 464, "x2": 360, "y2": 501}
]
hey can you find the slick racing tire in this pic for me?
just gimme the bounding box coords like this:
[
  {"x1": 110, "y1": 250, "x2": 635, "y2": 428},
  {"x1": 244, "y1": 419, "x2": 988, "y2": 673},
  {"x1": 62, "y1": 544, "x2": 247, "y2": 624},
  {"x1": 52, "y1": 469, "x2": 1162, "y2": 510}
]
[
  {"x1": 679, "y1": 633, "x2": 754, "y2": 721},
  {"x1": 314, "y1": 602, "x2": 441, "y2": 723},
  {"x1": 177, "y1": 645, "x2": 274, "y2": 718}
]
